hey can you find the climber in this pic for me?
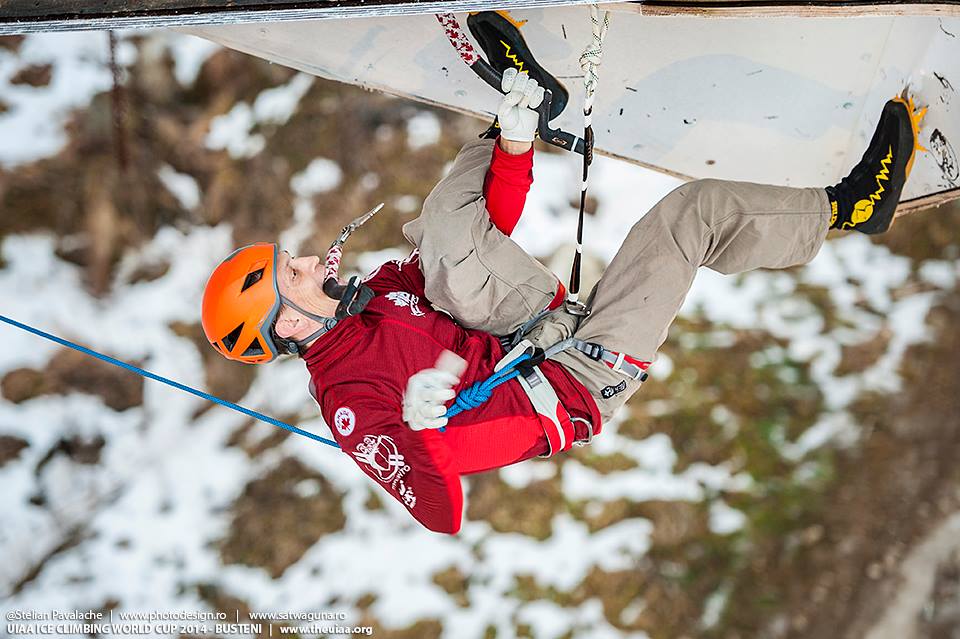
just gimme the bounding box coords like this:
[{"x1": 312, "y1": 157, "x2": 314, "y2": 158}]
[{"x1": 201, "y1": 68, "x2": 924, "y2": 534}]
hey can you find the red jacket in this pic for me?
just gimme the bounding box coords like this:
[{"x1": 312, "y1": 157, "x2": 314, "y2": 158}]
[{"x1": 303, "y1": 142, "x2": 601, "y2": 534}]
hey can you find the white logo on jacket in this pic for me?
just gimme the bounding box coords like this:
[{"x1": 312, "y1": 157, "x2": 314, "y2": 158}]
[
  {"x1": 353, "y1": 434, "x2": 417, "y2": 509},
  {"x1": 386, "y1": 291, "x2": 426, "y2": 317},
  {"x1": 354, "y1": 434, "x2": 407, "y2": 483},
  {"x1": 333, "y1": 406, "x2": 355, "y2": 436}
]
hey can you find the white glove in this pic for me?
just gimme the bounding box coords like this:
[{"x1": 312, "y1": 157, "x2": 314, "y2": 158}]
[
  {"x1": 497, "y1": 67, "x2": 545, "y2": 143},
  {"x1": 402, "y1": 350, "x2": 467, "y2": 431}
]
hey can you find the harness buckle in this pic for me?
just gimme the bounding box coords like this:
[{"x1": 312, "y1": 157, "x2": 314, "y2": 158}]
[
  {"x1": 578, "y1": 341, "x2": 605, "y2": 361},
  {"x1": 515, "y1": 347, "x2": 545, "y2": 376},
  {"x1": 564, "y1": 299, "x2": 591, "y2": 317}
]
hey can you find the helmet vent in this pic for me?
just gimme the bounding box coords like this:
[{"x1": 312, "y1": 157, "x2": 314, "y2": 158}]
[
  {"x1": 222, "y1": 323, "x2": 244, "y2": 352},
  {"x1": 242, "y1": 337, "x2": 266, "y2": 358},
  {"x1": 241, "y1": 268, "x2": 265, "y2": 292}
]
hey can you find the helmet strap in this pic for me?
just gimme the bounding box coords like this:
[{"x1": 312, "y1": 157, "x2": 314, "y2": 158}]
[{"x1": 277, "y1": 294, "x2": 339, "y2": 355}]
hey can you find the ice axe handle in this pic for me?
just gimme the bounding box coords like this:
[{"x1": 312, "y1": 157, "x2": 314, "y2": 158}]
[
  {"x1": 538, "y1": 89, "x2": 585, "y2": 156},
  {"x1": 471, "y1": 58, "x2": 503, "y2": 94},
  {"x1": 471, "y1": 59, "x2": 585, "y2": 157}
]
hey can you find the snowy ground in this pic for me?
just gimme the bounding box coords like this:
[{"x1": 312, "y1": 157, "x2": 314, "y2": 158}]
[{"x1": 1, "y1": 30, "x2": 957, "y2": 639}]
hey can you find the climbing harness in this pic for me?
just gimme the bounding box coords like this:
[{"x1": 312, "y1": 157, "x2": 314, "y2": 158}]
[
  {"x1": 499, "y1": 338, "x2": 588, "y2": 455},
  {"x1": 542, "y1": 337, "x2": 649, "y2": 382},
  {"x1": 442, "y1": 337, "x2": 584, "y2": 456},
  {"x1": 566, "y1": 5, "x2": 610, "y2": 316},
  {"x1": 0, "y1": 314, "x2": 340, "y2": 449},
  {"x1": 443, "y1": 303, "x2": 650, "y2": 454}
]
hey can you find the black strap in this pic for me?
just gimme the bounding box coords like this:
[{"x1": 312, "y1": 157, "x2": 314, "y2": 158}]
[{"x1": 334, "y1": 276, "x2": 374, "y2": 319}]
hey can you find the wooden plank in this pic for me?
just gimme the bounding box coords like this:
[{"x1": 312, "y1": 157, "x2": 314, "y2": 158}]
[
  {"x1": 613, "y1": 1, "x2": 960, "y2": 18},
  {"x1": 0, "y1": 0, "x2": 596, "y2": 34},
  {"x1": 897, "y1": 187, "x2": 960, "y2": 215},
  {"x1": 3, "y1": 0, "x2": 960, "y2": 33}
]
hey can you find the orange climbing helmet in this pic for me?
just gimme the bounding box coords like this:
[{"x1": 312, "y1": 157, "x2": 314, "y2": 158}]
[
  {"x1": 203, "y1": 204, "x2": 385, "y2": 365},
  {"x1": 202, "y1": 243, "x2": 285, "y2": 364},
  {"x1": 202, "y1": 241, "x2": 366, "y2": 364}
]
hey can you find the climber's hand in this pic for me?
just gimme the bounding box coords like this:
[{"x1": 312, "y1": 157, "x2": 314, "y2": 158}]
[
  {"x1": 402, "y1": 350, "x2": 467, "y2": 431},
  {"x1": 497, "y1": 67, "x2": 545, "y2": 143}
]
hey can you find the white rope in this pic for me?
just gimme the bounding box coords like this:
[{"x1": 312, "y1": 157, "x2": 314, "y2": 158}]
[
  {"x1": 565, "y1": 5, "x2": 611, "y2": 315},
  {"x1": 579, "y1": 5, "x2": 610, "y2": 113}
]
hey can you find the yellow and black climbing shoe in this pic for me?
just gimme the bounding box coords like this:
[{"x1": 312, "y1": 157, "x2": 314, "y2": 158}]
[
  {"x1": 468, "y1": 11, "x2": 569, "y2": 121},
  {"x1": 827, "y1": 93, "x2": 926, "y2": 234}
]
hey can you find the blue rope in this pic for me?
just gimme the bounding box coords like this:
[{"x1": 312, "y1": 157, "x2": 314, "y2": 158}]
[
  {"x1": 444, "y1": 353, "x2": 531, "y2": 419},
  {"x1": 0, "y1": 314, "x2": 340, "y2": 449}
]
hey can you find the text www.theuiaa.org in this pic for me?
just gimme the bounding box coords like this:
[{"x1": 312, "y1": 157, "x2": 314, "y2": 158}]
[{"x1": 277, "y1": 624, "x2": 373, "y2": 636}]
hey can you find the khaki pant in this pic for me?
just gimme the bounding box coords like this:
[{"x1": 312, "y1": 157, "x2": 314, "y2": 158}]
[{"x1": 404, "y1": 140, "x2": 831, "y2": 422}]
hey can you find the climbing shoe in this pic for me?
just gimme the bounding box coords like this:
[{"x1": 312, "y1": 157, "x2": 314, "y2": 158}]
[
  {"x1": 468, "y1": 10, "x2": 569, "y2": 121},
  {"x1": 827, "y1": 92, "x2": 926, "y2": 234}
]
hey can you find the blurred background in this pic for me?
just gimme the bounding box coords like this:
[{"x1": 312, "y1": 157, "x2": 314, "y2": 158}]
[{"x1": 0, "y1": 30, "x2": 958, "y2": 639}]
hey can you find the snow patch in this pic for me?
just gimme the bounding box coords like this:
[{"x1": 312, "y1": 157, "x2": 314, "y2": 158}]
[
  {"x1": 393, "y1": 194, "x2": 421, "y2": 214},
  {"x1": 206, "y1": 73, "x2": 314, "y2": 159},
  {"x1": 253, "y1": 73, "x2": 314, "y2": 125},
  {"x1": 405, "y1": 111, "x2": 441, "y2": 150},
  {"x1": 709, "y1": 500, "x2": 747, "y2": 534},
  {"x1": 157, "y1": 164, "x2": 201, "y2": 210},
  {"x1": 206, "y1": 102, "x2": 265, "y2": 159},
  {"x1": 500, "y1": 460, "x2": 558, "y2": 489},
  {"x1": 280, "y1": 157, "x2": 344, "y2": 252},
  {"x1": 290, "y1": 157, "x2": 342, "y2": 197},
  {"x1": 0, "y1": 32, "x2": 117, "y2": 167},
  {"x1": 167, "y1": 32, "x2": 220, "y2": 87},
  {"x1": 919, "y1": 259, "x2": 958, "y2": 289}
]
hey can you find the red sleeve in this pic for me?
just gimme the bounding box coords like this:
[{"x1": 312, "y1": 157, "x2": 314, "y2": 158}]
[
  {"x1": 482, "y1": 138, "x2": 534, "y2": 236},
  {"x1": 482, "y1": 141, "x2": 566, "y2": 309},
  {"x1": 323, "y1": 393, "x2": 463, "y2": 534}
]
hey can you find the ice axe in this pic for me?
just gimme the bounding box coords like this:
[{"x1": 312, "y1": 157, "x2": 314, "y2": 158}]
[
  {"x1": 322, "y1": 202, "x2": 384, "y2": 319},
  {"x1": 436, "y1": 12, "x2": 585, "y2": 156}
]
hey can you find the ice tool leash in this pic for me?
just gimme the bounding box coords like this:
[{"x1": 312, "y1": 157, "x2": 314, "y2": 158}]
[{"x1": 0, "y1": 314, "x2": 341, "y2": 449}]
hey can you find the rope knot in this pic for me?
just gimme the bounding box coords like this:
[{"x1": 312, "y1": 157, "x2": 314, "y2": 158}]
[
  {"x1": 455, "y1": 382, "x2": 493, "y2": 411},
  {"x1": 579, "y1": 6, "x2": 610, "y2": 101}
]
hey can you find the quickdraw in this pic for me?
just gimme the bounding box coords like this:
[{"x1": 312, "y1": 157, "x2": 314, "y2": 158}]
[{"x1": 566, "y1": 5, "x2": 610, "y2": 316}]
